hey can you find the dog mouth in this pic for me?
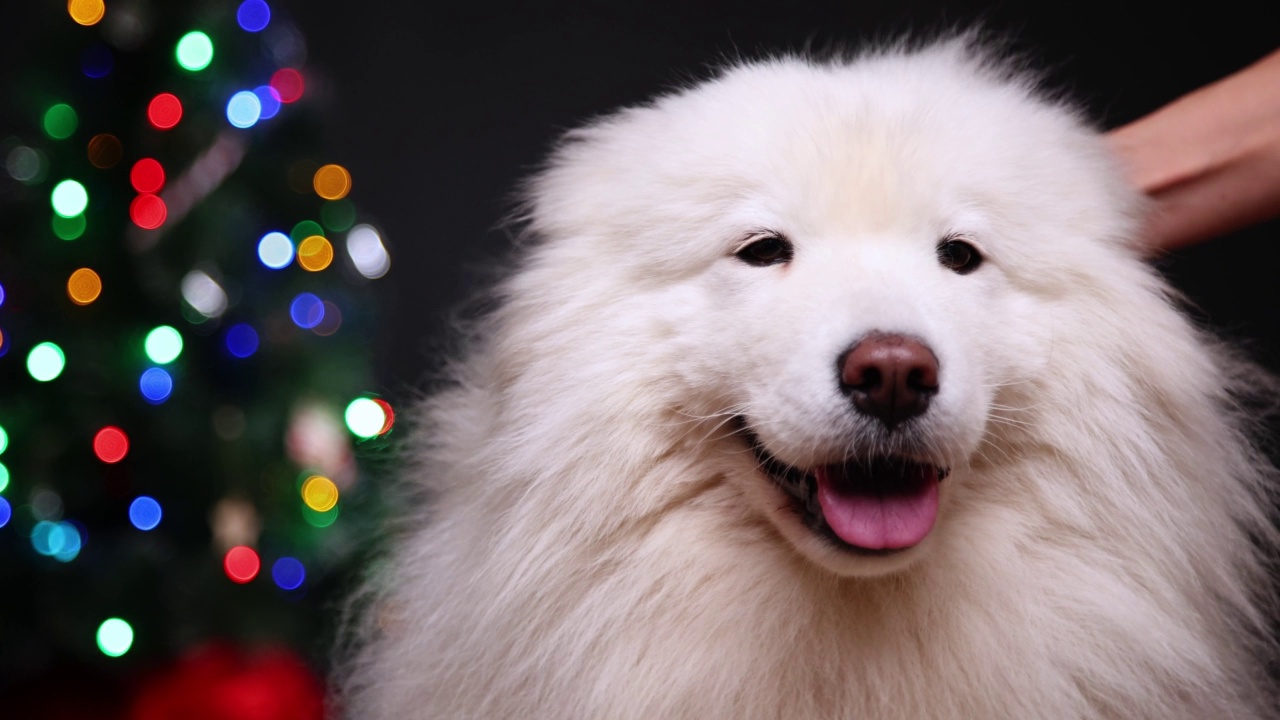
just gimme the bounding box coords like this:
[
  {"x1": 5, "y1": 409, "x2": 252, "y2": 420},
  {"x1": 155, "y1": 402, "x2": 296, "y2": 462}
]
[{"x1": 739, "y1": 420, "x2": 948, "y2": 555}]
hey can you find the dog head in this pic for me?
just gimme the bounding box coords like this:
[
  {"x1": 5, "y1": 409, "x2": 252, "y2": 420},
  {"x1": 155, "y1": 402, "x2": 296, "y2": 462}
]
[{"x1": 520, "y1": 41, "x2": 1140, "y2": 577}]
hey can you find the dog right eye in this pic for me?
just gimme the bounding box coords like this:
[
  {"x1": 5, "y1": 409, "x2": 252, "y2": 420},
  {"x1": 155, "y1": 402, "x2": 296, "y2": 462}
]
[{"x1": 735, "y1": 235, "x2": 794, "y2": 266}]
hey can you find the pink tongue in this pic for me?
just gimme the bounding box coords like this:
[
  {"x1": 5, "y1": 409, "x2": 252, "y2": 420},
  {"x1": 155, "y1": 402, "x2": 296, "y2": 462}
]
[{"x1": 815, "y1": 463, "x2": 939, "y2": 550}]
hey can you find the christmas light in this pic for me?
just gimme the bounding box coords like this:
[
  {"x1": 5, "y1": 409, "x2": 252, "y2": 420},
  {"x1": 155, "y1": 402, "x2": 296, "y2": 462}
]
[
  {"x1": 0, "y1": 497, "x2": 9, "y2": 528},
  {"x1": 254, "y1": 85, "x2": 282, "y2": 119},
  {"x1": 272, "y1": 557, "x2": 306, "y2": 591},
  {"x1": 52, "y1": 213, "x2": 87, "y2": 241},
  {"x1": 321, "y1": 199, "x2": 356, "y2": 232},
  {"x1": 225, "y1": 324, "x2": 259, "y2": 358},
  {"x1": 227, "y1": 90, "x2": 262, "y2": 128},
  {"x1": 7, "y1": 146, "x2": 43, "y2": 182},
  {"x1": 175, "y1": 31, "x2": 215, "y2": 72},
  {"x1": 43, "y1": 104, "x2": 78, "y2": 139},
  {"x1": 93, "y1": 426, "x2": 130, "y2": 464},
  {"x1": 270, "y1": 68, "x2": 305, "y2": 104},
  {"x1": 289, "y1": 293, "x2": 325, "y2": 329},
  {"x1": 27, "y1": 342, "x2": 66, "y2": 382},
  {"x1": 51, "y1": 179, "x2": 88, "y2": 217},
  {"x1": 224, "y1": 545, "x2": 261, "y2": 583},
  {"x1": 257, "y1": 231, "x2": 295, "y2": 269},
  {"x1": 344, "y1": 397, "x2": 387, "y2": 439},
  {"x1": 32, "y1": 520, "x2": 82, "y2": 562},
  {"x1": 96, "y1": 618, "x2": 134, "y2": 657},
  {"x1": 130, "y1": 158, "x2": 165, "y2": 193},
  {"x1": 67, "y1": 268, "x2": 102, "y2": 305},
  {"x1": 312, "y1": 301, "x2": 343, "y2": 336},
  {"x1": 290, "y1": 220, "x2": 323, "y2": 241},
  {"x1": 0, "y1": 329, "x2": 6, "y2": 358},
  {"x1": 129, "y1": 496, "x2": 163, "y2": 531},
  {"x1": 0, "y1": 282, "x2": 4, "y2": 307},
  {"x1": 181, "y1": 271, "x2": 228, "y2": 318},
  {"x1": 301, "y1": 475, "x2": 339, "y2": 512},
  {"x1": 68, "y1": 0, "x2": 106, "y2": 26},
  {"x1": 302, "y1": 504, "x2": 339, "y2": 528},
  {"x1": 297, "y1": 235, "x2": 334, "y2": 271},
  {"x1": 313, "y1": 164, "x2": 352, "y2": 200},
  {"x1": 0, "y1": 426, "x2": 7, "y2": 454},
  {"x1": 87, "y1": 133, "x2": 123, "y2": 168},
  {"x1": 147, "y1": 93, "x2": 183, "y2": 130},
  {"x1": 237, "y1": 0, "x2": 272, "y2": 32},
  {"x1": 374, "y1": 398, "x2": 396, "y2": 434},
  {"x1": 144, "y1": 325, "x2": 183, "y2": 364},
  {"x1": 130, "y1": 193, "x2": 168, "y2": 229},
  {"x1": 0, "y1": 463, "x2": 9, "y2": 493},
  {"x1": 81, "y1": 43, "x2": 114, "y2": 78},
  {"x1": 139, "y1": 367, "x2": 174, "y2": 403},
  {"x1": 346, "y1": 224, "x2": 391, "y2": 279}
]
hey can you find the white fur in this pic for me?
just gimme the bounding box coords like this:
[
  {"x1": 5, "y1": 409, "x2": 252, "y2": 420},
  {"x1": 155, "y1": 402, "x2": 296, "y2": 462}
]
[{"x1": 340, "y1": 41, "x2": 1278, "y2": 718}]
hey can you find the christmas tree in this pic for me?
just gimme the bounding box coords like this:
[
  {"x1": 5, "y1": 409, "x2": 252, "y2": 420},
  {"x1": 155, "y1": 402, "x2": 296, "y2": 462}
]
[{"x1": 1, "y1": 1, "x2": 394, "y2": 714}]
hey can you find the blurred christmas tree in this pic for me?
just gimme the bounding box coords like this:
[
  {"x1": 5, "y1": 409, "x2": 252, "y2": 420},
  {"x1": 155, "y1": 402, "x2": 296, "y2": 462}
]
[{"x1": 0, "y1": 1, "x2": 394, "y2": 715}]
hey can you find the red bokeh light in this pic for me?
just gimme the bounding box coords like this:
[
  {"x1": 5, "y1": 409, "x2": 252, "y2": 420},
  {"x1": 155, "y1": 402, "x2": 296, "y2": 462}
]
[
  {"x1": 269, "y1": 69, "x2": 304, "y2": 104},
  {"x1": 373, "y1": 398, "x2": 395, "y2": 435},
  {"x1": 130, "y1": 158, "x2": 166, "y2": 193},
  {"x1": 224, "y1": 546, "x2": 261, "y2": 584},
  {"x1": 93, "y1": 426, "x2": 130, "y2": 464},
  {"x1": 130, "y1": 194, "x2": 168, "y2": 230},
  {"x1": 147, "y1": 93, "x2": 183, "y2": 130}
]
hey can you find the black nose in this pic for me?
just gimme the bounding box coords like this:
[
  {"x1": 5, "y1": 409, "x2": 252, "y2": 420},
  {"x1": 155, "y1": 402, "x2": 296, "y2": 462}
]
[{"x1": 839, "y1": 333, "x2": 939, "y2": 429}]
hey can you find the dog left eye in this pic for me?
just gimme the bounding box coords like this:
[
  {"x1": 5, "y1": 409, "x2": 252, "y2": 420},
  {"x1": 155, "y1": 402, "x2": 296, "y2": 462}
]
[
  {"x1": 735, "y1": 235, "x2": 794, "y2": 266},
  {"x1": 936, "y1": 237, "x2": 982, "y2": 274}
]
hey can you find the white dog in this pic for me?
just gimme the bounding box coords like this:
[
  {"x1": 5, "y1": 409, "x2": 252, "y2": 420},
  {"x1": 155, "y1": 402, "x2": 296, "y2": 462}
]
[{"x1": 340, "y1": 40, "x2": 1279, "y2": 719}]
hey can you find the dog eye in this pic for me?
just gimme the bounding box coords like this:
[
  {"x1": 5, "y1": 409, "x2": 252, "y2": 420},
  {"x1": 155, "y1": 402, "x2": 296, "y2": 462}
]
[
  {"x1": 936, "y1": 237, "x2": 982, "y2": 274},
  {"x1": 735, "y1": 235, "x2": 794, "y2": 266}
]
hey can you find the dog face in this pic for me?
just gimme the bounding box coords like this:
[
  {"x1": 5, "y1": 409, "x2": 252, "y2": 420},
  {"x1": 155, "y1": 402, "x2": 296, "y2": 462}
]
[{"x1": 528, "y1": 45, "x2": 1136, "y2": 577}]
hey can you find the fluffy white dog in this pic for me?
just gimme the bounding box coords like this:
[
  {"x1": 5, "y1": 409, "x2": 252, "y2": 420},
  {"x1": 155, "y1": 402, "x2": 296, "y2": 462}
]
[{"x1": 341, "y1": 40, "x2": 1279, "y2": 718}]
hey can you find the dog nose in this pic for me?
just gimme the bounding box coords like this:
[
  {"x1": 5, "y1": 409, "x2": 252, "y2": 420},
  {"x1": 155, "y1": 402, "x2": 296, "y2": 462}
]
[{"x1": 839, "y1": 333, "x2": 939, "y2": 429}]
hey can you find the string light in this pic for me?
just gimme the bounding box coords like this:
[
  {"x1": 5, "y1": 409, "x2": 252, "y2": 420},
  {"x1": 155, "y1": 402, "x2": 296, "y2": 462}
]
[
  {"x1": 147, "y1": 93, "x2": 183, "y2": 130},
  {"x1": 269, "y1": 68, "x2": 305, "y2": 103},
  {"x1": 139, "y1": 367, "x2": 174, "y2": 403},
  {"x1": 53, "y1": 213, "x2": 87, "y2": 241},
  {"x1": 271, "y1": 557, "x2": 306, "y2": 591},
  {"x1": 130, "y1": 158, "x2": 165, "y2": 193},
  {"x1": 321, "y1": 199, "x2": 356, "y2": 232},
  {"x1": 27, "y1": 342, "x2": 66, "y2": 382},
  {"x1": 93, "y1": 426, "x2": 130, "y2": 464},
  {"x1": 224, "y1": 545, "x2": 261, "y2": 583},
  {"x1": 0, "y1": 463, "x2": 8, "y2": 493},
  {"x1": 290, "y1": 220, "x2": 323, "y2": 241},
  {"x1": 312, "y1": 301, "x2": 342, "y2": 336},
  {"x1": 0, "y1": 425, "x2": 7, "y2": 455},
  {"x1": 7, "y1": 146, "x2": 44, "y2": 182},
  {"x1": 237, "y1": 0, "x2": 272, "y2": 32},
  {"x1": 96, "y1": 618, "x2": 134, "y2": 658},
  {"x1": 257, "y1": 231, "x2": 294, "y2": 269},
  {"x1": 301, "y1": 503, "x2": 338, "y2": 528},
  {"x1": 43, "y1": 104, "x2": 78, "y2": 140},
  {"x1": 225, "y1": 324, "x2": 259, "y2": 358},
  {"x1": 87, "y1": 133, "x2": 123, "y2": 168},
  {"x1": 0, "y1": 497, "x2": 9, "y2": 529},
  {"x1": 67, "y1": 0, "x2": 106, "y2": 26},
  {"x1": 130, "y1": 193, "x2": 168, "y2": 229},
  {"x1": 0, "y1": 329, "x2": 6, "y2": 358},
  {"x1": 226, "y1": 90, "x2": 262, "y2": 128},
  {"x1": 312, "y1": 164, "x2": 351, "y2": 200},
  {"x1": 344, "y1": 397, "x2": 387, "y2": 439},
  {"x1": 181, "y1": 271, "x2": 228, "y2": 318},
  {"x1": 32, "y1": 520, "x2": 83, "y2": 561},
  {"x1": 175, "y1": 31, "x2": 215, "y2": 72},
  {"x1": 373, "y1": 398, "x2": 396, "y2": 434},
  {"x1": 67, "y1": 268, "x2": 102, "y2": 305},
  {"x1": 297, "y1": 235, "x2": 333, "y2": 271},
  {"x1": 51, "y1": 179, "x2": 88, "y2": 217},
  {"x1": 81, "y1": 43, "x2": 114, "y2": 78},
  {"x1": 346, "y1": 224, "x2": 391, "y2": 279},
  {"x1": 128, "y1": 496, "x2": 163, "y2": 531},
  {"x1": 144, "y1": 325, "x2": 183, "y2": 364},
  {"x1": 300, "y1": 475, "x2": 339, "y2": 512},
  {"x1": 0, "y1": 281, "x2": 4, "y2": 307},
  {"x1": 254, "y1": 85, "x2": 282, "y2": 119},
  {"x1": 289, "y1": 293, "x2": 324, "y2": 329}
]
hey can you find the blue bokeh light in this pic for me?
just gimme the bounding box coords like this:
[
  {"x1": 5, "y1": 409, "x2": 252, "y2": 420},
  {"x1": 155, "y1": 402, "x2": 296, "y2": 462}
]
[
  {"x1": 289, "y1": 293, "x2": 325, "y2": 329},
  {"x1": 139, "y1": 367, "x2": 174, "y2": 404},
  {"x1": 33, "y1": 520, "x2": 82, "y2": 562},
  {"x1": 128, "y1": 496, "x2": 163, "y2": 531},
  {"x1": 225, "y1": 323, "x2": 260, "y2": 358},
  {"x1": 271, "y1": 557, "x2": 306, "y2": 590},
  {"x1": 254, "y1": 85, "x2": 282, "y2": 120},
  {"x1": 226, "y1": 91, "x2": 262, "y2": 129},
  {"x1": 257, "y1": 231, "x2": 294, "y2": 269},
  {"x1": 0, "y1": 497, "x2": 10, "y2": 528},
  {"x1": 0, "y1": 281, "x2": 6, "y2": 307},
  {"x1": 237, "y1": 0, "x2": 272, "y2": 32},
  {"x1": 82, "y1": 43, "x2": 114, "y2": 78}
]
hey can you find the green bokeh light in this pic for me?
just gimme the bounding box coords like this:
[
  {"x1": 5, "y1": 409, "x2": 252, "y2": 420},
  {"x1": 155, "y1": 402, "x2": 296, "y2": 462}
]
[
  {"x1": 0, "y1": 462, "x2": 9, "y2": 494},
  {"x1": 0, "y1": 426, "x2": 7, "y2": 455},
  {"x1": 51, "y1": 180, "x2": 88, "y2": 218},
  {"x1": 43, "y1": 103, "x2": 78, "y2": 139},
  {"x1": 52, "y1": 212, "x2": 87, "y2": 240},
  {"x1": 96, "y1": 618, "x2": 134, "y2": 657},
  {"x1": 302, "y1": 503, "x2": 339, "y2": 528},
  {"x1": 27, "y1": 342, "x2": 66, "y2": 382},
  {"x1": 290, "y1": 220, "x2": 324, "y2": 242},
  {"x1": 344, "y1": 398, "x2": 386, "y2": 439},
  {"x1": 144, "y1": 326, "x2": 183, "y2": 364},
  {"x1": 175, "y1": 31, "x2": 214, "y2": 71},
  {"x1": 321, "y1": 199, "x2": 357, "y2": 232}
]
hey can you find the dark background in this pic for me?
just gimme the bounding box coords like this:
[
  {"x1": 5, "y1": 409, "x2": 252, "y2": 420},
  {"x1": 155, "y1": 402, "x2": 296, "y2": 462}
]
[{"x1": 286, "y1": 0, "x2": 1279, "y2": 392}]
